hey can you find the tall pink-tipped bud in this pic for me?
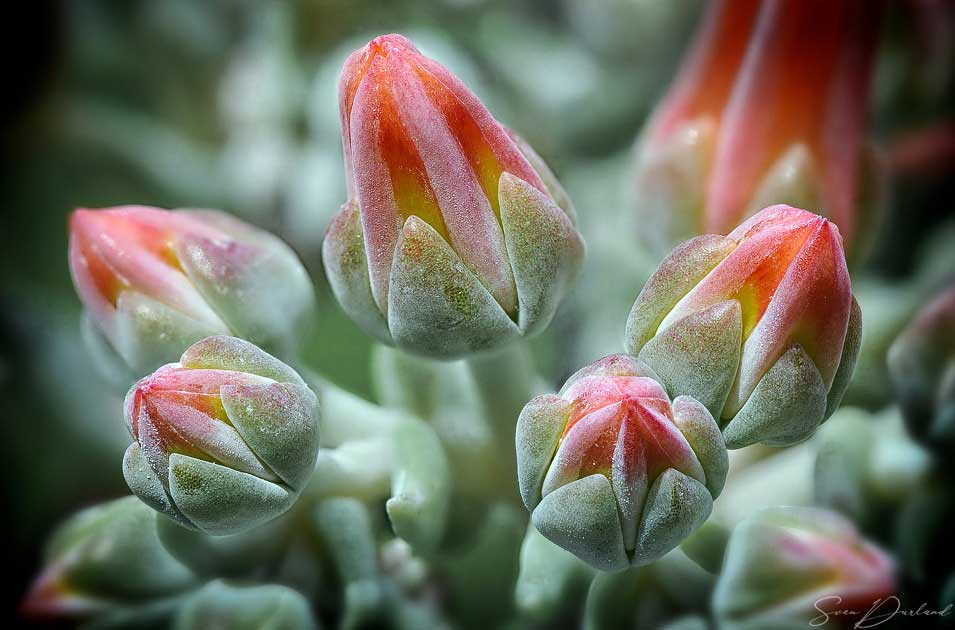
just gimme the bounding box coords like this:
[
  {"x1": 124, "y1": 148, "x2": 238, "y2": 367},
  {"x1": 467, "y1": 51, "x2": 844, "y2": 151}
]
[
  {"x1": 633, "y1": 0, "x2": 884, "y2": 265},
  {"x1": 516, "y1": 355, "x2": 727, "y2": 571},
  {"x1": 626, "y1": 205, "x2": 861, "y2": 449},
  {"x1": 323, "y1": 34, "x2": 584, "y2": 358},
  {"x1": 69, "y1": 206, "x2": 314, "y2": 376}
]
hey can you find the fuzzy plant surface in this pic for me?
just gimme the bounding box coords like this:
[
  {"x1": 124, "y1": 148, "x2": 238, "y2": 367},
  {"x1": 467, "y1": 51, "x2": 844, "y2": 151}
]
[
  {"x1": 122, "y1": 336, "x2": 320, "y2": 535},
  {"x1": 323, "y1": 34, "x2": 585, "y2": 358},
  {"x1": 14, "y1": 3, "x2": 954, "y2": 628},
  {"x1": 625, "y1": 205, "x2": 861, "y2": 449},
  {"x1": 516, "y1": 354, "x2": 727, "y2": 570}
]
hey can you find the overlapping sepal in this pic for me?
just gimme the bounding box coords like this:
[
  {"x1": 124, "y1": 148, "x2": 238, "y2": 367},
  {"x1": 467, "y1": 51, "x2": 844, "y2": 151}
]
[
  {"x1": 324, "y1": 34, "x2": 584, "y2": 358},
  {"x1": 516, "y1": 354, "x2": 727, "y2": 571},
  {"x1": 625, "y1": 205, "x2": 860, "y2": 448},
  {"x1": 122, "y1": 336, "x2": 320, "y2": 535}
]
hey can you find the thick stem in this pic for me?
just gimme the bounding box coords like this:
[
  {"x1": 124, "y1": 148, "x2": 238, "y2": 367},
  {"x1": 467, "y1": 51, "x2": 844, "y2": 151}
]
[
  {"x1": 467, "y1": 342, "x2": 540, "y2": 440},
  {"x1": 466, "y1": 342, "x2": 542, "y2": 504}
]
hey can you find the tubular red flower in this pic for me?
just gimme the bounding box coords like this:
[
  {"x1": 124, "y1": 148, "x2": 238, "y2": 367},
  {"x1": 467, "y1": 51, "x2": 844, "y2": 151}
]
[{"x1": 635, "y1": 0, "x2": 884, "y2": 262}]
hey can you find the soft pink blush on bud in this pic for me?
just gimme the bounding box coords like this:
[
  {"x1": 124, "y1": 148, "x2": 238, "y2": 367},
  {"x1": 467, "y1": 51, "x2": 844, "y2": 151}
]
[
  {"x1": 774, "y1": 524, "x2": 896, "y2": 613},
  {"x1": 125, "y1": 364, "x2": 278, "y2": 481},
  {"x1": 69, "y1": 206, "x2": 228, "y2": 331},
  {"x1": 543, "y1": 373, "x2": 704, "y2": 549},
  {"x1": 339, "y1": 34, "x2": 549, "y2": 317}
]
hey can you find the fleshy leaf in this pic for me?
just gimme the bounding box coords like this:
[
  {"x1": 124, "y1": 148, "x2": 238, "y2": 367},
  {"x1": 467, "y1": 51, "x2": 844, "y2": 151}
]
[
  {"x1": 179, "y1": 335, "x2": 305, "y2": 386},
  {"x1": 672, "y1": 395, "x2": 728, "y2": 498},
  {"x1": 168, "y1": 454, "x2": 296, "y2": 536},
  {"x1": 516, "y1": 395, "x2": 572, "y2": 510},
  {"x1": 722, "y1": 345, "x2": 828, "y2": 448},
  {"x1": 221, "y1": 382, "x2": 319, "y2": 491},
  {"x1": 387, "y1": 216, "x2": 519, "y2": 357},
  {"x1": 532, "y1": 474, "x2": 629, "y2": 572},
  {"x1": 322, "y1": 201, "x2": 393, "y2": 343},
  {"x1": 625, "y1": 234, "x2": 736, "y2": 354},
  {"x1": 633, "y1": 469, "x2": 713, "y2": 566},
  {"x1": 500, "y1": 173, "x2": 585, "y2": 337},
  {"x1": 637, "y1": 300, "x2": 742, "y2": 419}
]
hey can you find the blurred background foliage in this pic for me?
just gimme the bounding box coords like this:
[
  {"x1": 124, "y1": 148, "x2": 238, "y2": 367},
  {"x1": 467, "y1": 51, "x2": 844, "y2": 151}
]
[{"x1": 1, "y1": 0, "x2": 952, "y2": 624}]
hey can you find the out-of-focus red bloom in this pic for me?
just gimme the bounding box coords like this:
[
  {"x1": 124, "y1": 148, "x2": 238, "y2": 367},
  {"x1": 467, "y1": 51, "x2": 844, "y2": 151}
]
[{"x1": 635, "y1": 0, "x2": 884, "y2": 263}]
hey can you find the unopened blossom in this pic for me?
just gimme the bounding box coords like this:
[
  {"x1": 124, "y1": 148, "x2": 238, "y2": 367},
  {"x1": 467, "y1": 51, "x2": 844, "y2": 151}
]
[
  {"x1": 713, "y1": 507, "x2": 895, "y2": 630},
  {"x1": 69, "y1": 205, "x2": 314, "y2": 375},
  {"x1": 122, "y1": 336, "x2": 319, "y2": 535},
  {"x1": 516, "y1": 354, "x2": 727, "y2": 571},
  {"x1": 888, "y1": 284, "x2": 955, "y2": 451},
  {"x1": 625, "y1": 205, "x2": 861, "y2": 449},
  {"x1": 632, "y1": 0, "x2": 884, "y2": 264},
  {"x1": 21, "y1": 497, "x2": 195, "y2": 620},
  {"x1": 323, "y1": 34, "x2": 584, "y2": 358}
]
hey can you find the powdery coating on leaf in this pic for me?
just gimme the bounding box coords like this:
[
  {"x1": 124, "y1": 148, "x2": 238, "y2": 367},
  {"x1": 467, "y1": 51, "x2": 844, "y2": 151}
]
[
  {"x1": 714, "y1": 507, "x2": 895, "y2": 629},
  {"x1": 544, "y1": 374, "x2": 703, "y2": 552},
  {"x1": 128, "y1": 365, "x2": 281, "y2": 483},
  {"x1": 332, "y1": 34, "x2": 583, "y2": 354}
]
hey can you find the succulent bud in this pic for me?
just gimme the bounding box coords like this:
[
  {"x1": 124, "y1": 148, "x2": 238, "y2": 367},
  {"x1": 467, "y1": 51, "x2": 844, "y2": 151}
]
[
  {"x1": 122, "y1": 335, "x2": 320, "y2": 535},
  {"x1": 625, "y1": 205, "x2": 861, "y2": 449},
  {"x1": 174, "y1": 581, "x2": 317, "y2": 630},
  {"x1": 21, "y1": 497, "x2": 195, "y2": 620},
  {"x1": 713, "y1": 507, "x2": 895, "y2": 630},
  {"x1": 888, "y1": 284, "x2": 955, "y2": 451},
  {"x1": 69, "y1": 205, "x2": 314, "y2": 376},
  {"x1": 632, "y1": 0, "x2": 884, "y2": 265},
  {"x1": 323, "y1": 34, "x2": 584, "y2": 358},
  {"x1": 516, "y1": 354, "x2": 727, "y2": 571}
]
